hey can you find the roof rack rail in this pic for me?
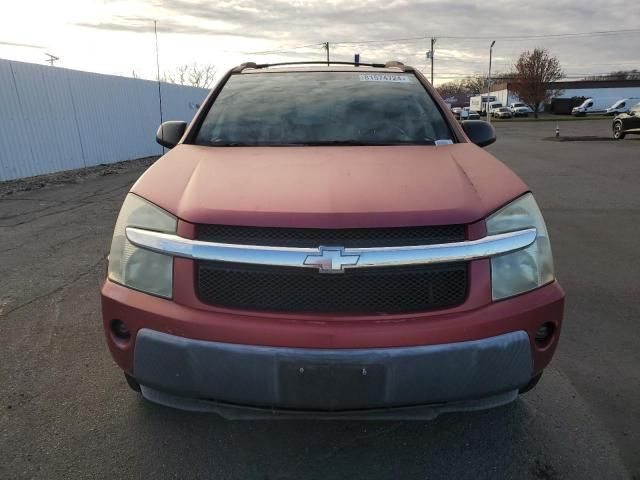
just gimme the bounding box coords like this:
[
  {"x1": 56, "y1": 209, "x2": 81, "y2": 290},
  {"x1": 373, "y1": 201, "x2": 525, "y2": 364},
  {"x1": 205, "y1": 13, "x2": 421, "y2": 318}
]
[
  {"x1": 232, "y1": 62, "x2": 258, "y2": 73},
  {"x1": 231, "y1": 61, "x2": 414, "y2": 71},
  {"x1": 384, "y1": 60, "x2": 414, "y2": 72}
]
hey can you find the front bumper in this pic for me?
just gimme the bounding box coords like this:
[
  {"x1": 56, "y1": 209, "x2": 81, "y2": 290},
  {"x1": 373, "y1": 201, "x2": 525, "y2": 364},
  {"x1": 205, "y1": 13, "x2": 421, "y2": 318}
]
[{"x1": 134, "y1": 329, "x2": 532, "y2": 414}]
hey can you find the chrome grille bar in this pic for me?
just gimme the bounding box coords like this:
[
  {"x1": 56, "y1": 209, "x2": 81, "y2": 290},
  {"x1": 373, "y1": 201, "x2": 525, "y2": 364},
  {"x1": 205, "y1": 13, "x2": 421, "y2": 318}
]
[{"x1": 126, "y1": 226, "x2": 537, "y2": 273}]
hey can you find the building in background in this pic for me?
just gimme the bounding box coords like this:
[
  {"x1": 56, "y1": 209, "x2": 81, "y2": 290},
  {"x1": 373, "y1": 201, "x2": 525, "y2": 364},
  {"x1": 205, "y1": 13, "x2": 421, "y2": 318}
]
[
  {"x1": 481, "y1": 79, "x2": 640, "y2": 114},
  {"x1": 441, "y1": 94, "x2": 471, "y2": 110}
]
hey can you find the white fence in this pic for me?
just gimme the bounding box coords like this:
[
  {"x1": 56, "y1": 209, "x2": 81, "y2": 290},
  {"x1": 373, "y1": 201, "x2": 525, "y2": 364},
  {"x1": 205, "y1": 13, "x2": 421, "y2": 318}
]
[{"x1": 0, "y1": 59, "x2": 208, "y2": 181}]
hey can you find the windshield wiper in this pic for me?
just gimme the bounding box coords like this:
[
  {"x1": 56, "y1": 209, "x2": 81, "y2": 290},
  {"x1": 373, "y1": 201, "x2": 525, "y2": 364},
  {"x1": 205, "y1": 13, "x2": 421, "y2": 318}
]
[
  {"x1": 290, "y1": 140, "x2": 436, "y2": 146},
  {"x1": 205, "y1": 140, "x2": 437, "y2": 147},
  {"x1": 295, "y1": 140, "x2": 370, "y2": 146},
  {"x1": 208, "y1": 141, "x2": 251, "y2": 147}
]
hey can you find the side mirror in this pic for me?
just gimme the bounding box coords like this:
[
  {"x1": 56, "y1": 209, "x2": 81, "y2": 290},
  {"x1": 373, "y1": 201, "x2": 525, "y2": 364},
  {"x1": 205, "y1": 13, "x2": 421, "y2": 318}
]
[
  {"x1": 156, "y1": 121, "x2": 187, "y2": 149},
  {"x1": 461, "y1": 120, "x2": 496, "y2": 147}
]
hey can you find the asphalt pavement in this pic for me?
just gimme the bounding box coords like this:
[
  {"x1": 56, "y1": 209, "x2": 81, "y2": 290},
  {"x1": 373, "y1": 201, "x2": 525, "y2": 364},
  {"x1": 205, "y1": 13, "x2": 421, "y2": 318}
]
[{"x1": 0, "y1": 119, "x2": 637, "y2": 479}]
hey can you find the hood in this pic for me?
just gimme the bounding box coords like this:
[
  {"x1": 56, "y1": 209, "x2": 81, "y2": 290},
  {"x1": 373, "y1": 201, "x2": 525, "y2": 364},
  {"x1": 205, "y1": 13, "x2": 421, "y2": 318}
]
[{"x1": 131, "y1": 144, "x2": 527, "y2": 228}]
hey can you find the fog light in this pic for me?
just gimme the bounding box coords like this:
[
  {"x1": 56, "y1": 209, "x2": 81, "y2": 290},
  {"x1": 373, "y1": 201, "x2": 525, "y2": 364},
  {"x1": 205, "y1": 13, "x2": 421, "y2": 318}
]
[
  {"x1": 535, "y1": 322, "x2": 555, "y2": 347},
  {"x1": 111, "y1": 319, "x2": 130, "y2": 340}
]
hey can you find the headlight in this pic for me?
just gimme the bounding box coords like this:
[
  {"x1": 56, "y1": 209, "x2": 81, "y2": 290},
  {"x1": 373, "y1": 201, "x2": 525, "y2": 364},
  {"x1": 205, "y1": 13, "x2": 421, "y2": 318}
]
[
  {"x1": 486, "y1": 193, "x2": 554, "y2": 300},
  {"x1": 108, "y1": 194, "x2": 177, "y2": 298}
]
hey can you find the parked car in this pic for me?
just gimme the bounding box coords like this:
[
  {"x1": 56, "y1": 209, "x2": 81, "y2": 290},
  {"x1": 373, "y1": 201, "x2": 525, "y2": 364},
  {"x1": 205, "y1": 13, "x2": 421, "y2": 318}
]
[
  {"x1": 102, "y1": 61, "x2": 564, "y2": 418},
  {"x1": 605, "y1": 98, "x2": 640, "y2": 116},
  {"x1": 492, "y1": 107, "x2": 513, "y2": 119},
  {"x1": 572, "y1": 97, "x2": 620, "y2": 116},
  {"x1": 460, "y1": 106, "x2": 480, "y2": 120},
  {"x1": 451, "y1": 106, "x2": 463, "y2": 118},
  {"x1": 509, "y1": 102, "x2": 533, "y2": 117},
  {"x1": 612, "y1": 102, "x2": 640, "y2": 139}
]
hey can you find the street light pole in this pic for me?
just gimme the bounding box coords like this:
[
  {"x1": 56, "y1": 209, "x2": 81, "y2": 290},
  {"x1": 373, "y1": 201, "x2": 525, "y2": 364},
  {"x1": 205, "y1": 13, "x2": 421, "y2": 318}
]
[{"x1": 487, "y1": 40, "x2": 496, "y2": 124}]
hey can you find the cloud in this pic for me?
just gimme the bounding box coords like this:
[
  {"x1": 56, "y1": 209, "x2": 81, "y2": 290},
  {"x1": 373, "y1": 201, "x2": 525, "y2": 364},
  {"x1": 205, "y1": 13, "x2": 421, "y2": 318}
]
[
  {"x1": 0, "y1": 40, "x2": 44, "y2": 49},
  {"x1": 74, "y1": 0, "x2": 640, "y2": 82},
  {"x1": 75, "y1": 16, "x2": 265, "y2": 40}
]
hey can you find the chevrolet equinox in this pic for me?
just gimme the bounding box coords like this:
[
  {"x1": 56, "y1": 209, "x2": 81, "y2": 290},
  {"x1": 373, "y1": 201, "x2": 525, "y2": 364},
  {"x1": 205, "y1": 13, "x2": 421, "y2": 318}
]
[{"x1": 101, "y1": 61, "x2": 564, "y2": 419}]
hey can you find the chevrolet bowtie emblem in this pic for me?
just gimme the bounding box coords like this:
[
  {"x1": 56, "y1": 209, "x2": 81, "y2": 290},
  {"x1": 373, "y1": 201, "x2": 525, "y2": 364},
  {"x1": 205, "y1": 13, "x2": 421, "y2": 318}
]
[{"x1": 304, "y1": 247, "x2": 360, "y2": 273}]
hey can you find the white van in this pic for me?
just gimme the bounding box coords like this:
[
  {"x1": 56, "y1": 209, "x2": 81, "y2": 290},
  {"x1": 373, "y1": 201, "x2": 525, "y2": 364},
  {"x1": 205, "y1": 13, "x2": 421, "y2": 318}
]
[
  {"x1": 605, "y1": 98, "x2": 640, "y2": 116},
  {"x1": 572, "y1": 97, "x2": 620, "y2": 116}
]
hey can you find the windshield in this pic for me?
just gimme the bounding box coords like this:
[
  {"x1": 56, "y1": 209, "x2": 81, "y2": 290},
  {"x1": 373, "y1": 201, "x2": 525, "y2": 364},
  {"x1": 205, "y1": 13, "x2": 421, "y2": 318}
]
[{"x1": 194, "y1": 71, "x2": 453, "y2": 146}]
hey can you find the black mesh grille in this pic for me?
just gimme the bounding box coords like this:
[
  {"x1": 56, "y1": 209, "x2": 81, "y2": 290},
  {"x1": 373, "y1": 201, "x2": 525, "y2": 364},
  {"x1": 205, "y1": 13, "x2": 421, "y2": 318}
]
[
  {"x1": 196, "y1": 262, "x2": 468, "y2": 314},
  {"x1": 196, "y1": 224, "x2": 466, "y2": 248}
]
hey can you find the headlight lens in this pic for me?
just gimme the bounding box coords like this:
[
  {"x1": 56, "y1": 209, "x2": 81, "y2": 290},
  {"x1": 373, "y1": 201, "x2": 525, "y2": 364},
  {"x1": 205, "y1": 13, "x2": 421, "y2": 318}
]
[
  {"x1": 487, "y1": 193, "x2": 554, "y2": 300},
  {"x1": 108, "y1": 194, "x2": 177, "y2": 298}
]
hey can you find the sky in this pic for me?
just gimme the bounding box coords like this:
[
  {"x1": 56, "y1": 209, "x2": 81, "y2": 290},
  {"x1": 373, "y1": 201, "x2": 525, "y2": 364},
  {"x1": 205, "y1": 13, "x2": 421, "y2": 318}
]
[{"x1": 1, "y1": 0, "x2": 639, "y2": 86}]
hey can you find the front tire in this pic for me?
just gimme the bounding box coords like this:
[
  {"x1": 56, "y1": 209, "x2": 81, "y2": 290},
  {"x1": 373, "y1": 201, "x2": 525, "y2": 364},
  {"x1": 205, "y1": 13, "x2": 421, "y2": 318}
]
[{"x1": 613, "y1": 122, "x2": 625, "y2": 140}]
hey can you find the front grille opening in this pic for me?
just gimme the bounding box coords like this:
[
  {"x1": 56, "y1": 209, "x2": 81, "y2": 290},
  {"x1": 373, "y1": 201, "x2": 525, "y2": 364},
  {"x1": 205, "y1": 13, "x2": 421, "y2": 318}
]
[
  {"x1": 196, "y1": 262, "x2": 468, "y2": 314},
  {"x1": 196, "y1": 224, "x2": 466, "y2": 248}
]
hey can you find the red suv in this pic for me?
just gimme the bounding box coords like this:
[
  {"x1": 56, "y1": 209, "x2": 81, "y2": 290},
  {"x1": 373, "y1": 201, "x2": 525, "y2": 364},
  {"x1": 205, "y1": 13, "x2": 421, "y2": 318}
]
[{"x1": 101, "y1": 61, "x2": 564, "y2": 418}]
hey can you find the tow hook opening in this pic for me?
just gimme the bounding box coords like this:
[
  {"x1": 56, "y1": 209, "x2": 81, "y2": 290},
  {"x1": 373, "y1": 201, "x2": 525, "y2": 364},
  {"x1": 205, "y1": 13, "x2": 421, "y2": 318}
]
[
  {"x1": 534, "y1": 322, "x2": 556, "y2": 348},
  {"x1": 110, "y1": 319, "x2": 131, "y2": 341}
]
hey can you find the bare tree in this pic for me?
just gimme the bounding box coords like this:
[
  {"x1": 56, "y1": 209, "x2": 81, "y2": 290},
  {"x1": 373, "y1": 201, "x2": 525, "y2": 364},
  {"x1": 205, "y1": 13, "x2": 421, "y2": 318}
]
[
  {"x1": 437, "y1": 75, "x2": 488, "y2": 97},
  {"x1": 462, "y1": 74, "x2": 488, "y2": 95},
  {"x1": 511, "y1": 48, "x2": 564, "y2": 118},
  {"x1": 437, "y1": 72, "x2": 517, "y2": 98},
  {"x1": 163, "y1": 63, "x2": 216, "y2": 88},
  {"x1": 436, "y1": 79, "x2": 469, "y2": 98}
]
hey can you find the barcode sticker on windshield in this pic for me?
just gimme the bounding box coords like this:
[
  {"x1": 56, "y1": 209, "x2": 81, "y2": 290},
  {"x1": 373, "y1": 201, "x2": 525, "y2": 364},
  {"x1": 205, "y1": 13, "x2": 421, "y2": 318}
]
[{"x1": 359, "y1": 74, "x2": 412, "y2": 83}]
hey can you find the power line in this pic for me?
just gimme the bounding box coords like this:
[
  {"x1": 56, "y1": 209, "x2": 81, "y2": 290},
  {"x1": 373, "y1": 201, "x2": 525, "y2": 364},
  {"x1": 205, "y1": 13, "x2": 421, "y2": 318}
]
[
  {"x1": 331, "y1": 28, "x2": 640, "y2": 46},
  {"x1": 335, "y1": 35, "x2": 428, "y2": 46},
  {"x1": 245, "y1": 43, "x2": 325, "y2": 55},
  {"x1": 425, "y1": 59, "x2": 640, "y2": 68},
  {"x1": 246, "y1": 27, "x2": 640, "y2": 56},
  {"x1": 439, "y1": 28, "x2": 640, "y2": 40},
  {"x1": 430, "y1": 73, "x2": 638, "y2": 78}
]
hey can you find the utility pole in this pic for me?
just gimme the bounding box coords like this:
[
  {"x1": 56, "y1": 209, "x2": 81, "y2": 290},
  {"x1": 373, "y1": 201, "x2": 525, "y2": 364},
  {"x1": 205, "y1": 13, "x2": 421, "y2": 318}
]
[
  {"x1": 44, "y1": 53, "x2": 59, "y2": 66},
  {"x1": 323, "y1": 42, "x2": 330, "y2": 66},
  {"x1": 429, "y1": 38, "x2": 436, "y2": 84},
  {"x1": 487, "y1": 40, "x2": 496, "y2": 124}
]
